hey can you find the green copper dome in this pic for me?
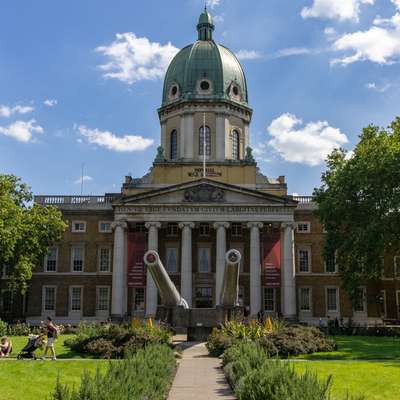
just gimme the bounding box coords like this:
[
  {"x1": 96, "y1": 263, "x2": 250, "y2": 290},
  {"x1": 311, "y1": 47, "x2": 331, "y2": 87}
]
[{"x1": 161, "y1": 10, "x2": 249, "y2": 108}]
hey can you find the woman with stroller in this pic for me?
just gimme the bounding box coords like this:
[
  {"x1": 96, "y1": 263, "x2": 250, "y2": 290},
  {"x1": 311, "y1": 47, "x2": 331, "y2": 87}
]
[
  {"x1": 41, "y1": 317, "x2": 58, "y2": 360},
  {"x1": 0, "y1": 336, "x2": 12, "y2": 357}
]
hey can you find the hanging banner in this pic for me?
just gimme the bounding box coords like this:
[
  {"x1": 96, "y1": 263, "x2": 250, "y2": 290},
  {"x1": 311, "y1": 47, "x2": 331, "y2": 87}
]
[
  {"x1": 127, "y1": 232, "x2": 147, "y2": 287},
  {"x1": 262, "y1": 231, "x2": 281, "y2": 287}
]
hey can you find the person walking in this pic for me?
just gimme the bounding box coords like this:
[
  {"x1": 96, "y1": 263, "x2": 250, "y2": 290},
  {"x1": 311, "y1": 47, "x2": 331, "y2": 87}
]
[{"x1": 41, "y1": 317, "x2": 58, "y2": 360}]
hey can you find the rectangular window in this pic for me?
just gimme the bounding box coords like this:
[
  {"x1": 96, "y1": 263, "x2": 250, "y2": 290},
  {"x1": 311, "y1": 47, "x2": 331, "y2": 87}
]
[
  {"x1": 72, "y1": 221, "x2": 86, "y2": 233},
  {"x1": 299, "y1": 248, "x2": 310, "y2": 272},
  {"x1": 325, "y1": 252, "x2": 337, "y2": 273},
  {"x1": 326, "y1": 288, "x2": 338, "y2": 312},
  {"x1": 43, "y1": 287, "x2": 56, "y2": 312},
  {"x1": 45, "y1": 247, "x2": 58, "y2": 272},
  {"x1": 70, "y1": 287, "x2": 82, "y2": 312},
  {"x1": 99, "y1": 221, "x2": 112, "y2": 233},
  {"x1": 231, "y1": 223, "x2": 243, "y2": 237},
  {"x1": 96, "y1": 287, "x2": 110, "y2": 311},
  {"x1": 71, "y1": 247, "x2": 84, "y2": 272},
  {"x1": 354, "y1": 287, "x2": 366, "y2": 313},
  {"x1": 198, "y1": 247, "x2": 211, "y2": 273},
  {"x1": 199, "y1": 223, "x2": 210, "y2": 237},
  {"x1": 134, "y1": 288, "x2": 145, "y2": 311},
  {"x1": 134, "y1": 223, "x2": 146, "y2": 232},
  {"x1": 299, "y1": 288, "x2": 311, "y2": 312},
  {"x1": 380, "y1": 290, "x2": 387, "y2": 318},
  {"x1": 167, "y1": 223, "x2": 178, "y2": 237},
  {"x1": 264, "y1": 288, "x2": 275, "y2": 312},
  {"x1": 297, "y1": 222, "x2": 311, "y2": 233},
  {"x1": 166, "y1": 247, "x2": 178, "y2": 273},
  {"x1": 99, "y1": 247, "x2": 111, "y2": 272},
  {"x1": 195, "y1": 287, "x2": 213, "y2": 308},
  {"x1": 394, "y1": 256, "x2": 400, "y2": 278}
]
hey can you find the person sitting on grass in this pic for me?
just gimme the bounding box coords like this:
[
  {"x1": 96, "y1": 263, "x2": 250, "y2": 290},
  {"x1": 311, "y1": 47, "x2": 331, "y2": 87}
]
[
  {"x1": 41, "y1": 317, "x2": 58, "y2": 360},
  {"x1": 0, "y1": 336, "x2": 13, "y2": 357}
]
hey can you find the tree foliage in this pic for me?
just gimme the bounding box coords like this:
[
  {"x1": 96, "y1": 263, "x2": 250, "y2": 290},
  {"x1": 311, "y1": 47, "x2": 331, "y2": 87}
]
[
  {"x1": 314, "y1": 118, "x2": 400, "y2": 301},
  {"x1": 0, "y1": 174, "x2": 67, "y2": 293}
]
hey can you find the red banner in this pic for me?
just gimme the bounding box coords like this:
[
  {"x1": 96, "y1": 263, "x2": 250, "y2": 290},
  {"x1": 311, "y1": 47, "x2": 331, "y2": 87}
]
[
  {"x1": 262, "y1": 231, "x2": 281, "y2": 287},
  {"x1": 127, "y1": 232, "x2": 147, "y2": 287}
]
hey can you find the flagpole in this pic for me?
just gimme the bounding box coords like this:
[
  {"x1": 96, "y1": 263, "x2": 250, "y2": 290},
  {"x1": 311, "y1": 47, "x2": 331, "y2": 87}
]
[{"x1": 203, "y1": 112, "x2": 206, "y2": 178}]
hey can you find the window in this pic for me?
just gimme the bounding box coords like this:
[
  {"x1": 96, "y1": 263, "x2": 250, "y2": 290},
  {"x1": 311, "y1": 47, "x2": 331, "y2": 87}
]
[
  {"x1": 99, "y1": 247, "x2": 111, "y2": 272},
  {"x1": 326, "y1": 288, "x2": 338, "y2": 312},
  {"x1": 299, "y1": 288, "x2": 311, "y2": 312},
  {"x1": 264, "y1": 288, "x2": 275, "y2": 312},
  {"x1": 134, "y1": 223, "x2": 146, "y2": 233},
  {"x1": 196, "y1": 287, "x2": 213, "y2": 308},
  {"x1": 166, "y1": 247, "x2": 178, "y2": 273},
  {"x1": 96, "y1": 287, "x2": 110, "y2": 312},
  {"x1": 99, "y1": 221, "x2": 112, "y2": 233},
  {"x1": 354, "y1": 287, "x2": 366, "y2": 313},
  {"x1": 71, "y1": 247, "x2": 84, "y2": 272},
  {"x1": 297, "y1": 222, "x2": 310, "y2": 233},
  {"x1": 199, "y1": 126, "x2": 211, "y2": 156},
  {"x1": 199, "y1": 223, "x2": 210, "y2": 237},
  {"x1": 198, "y1": 247, "x2": 211, "y2": 273},
  {"x1": 380, "y1": 290, "x2": 387, "y2": 318},
  {"x1": 170, "y1": 130, "x2": 178, "y2": 160},
  {"x1": 134, "y1": 288, "x2": 145, "y2": 311},
  {"x1": 325, "y1": 251, "x2": 337, "y2": 273},
  {"x1": 72, "y1": 221, "x2": 86, "y2": 233},
  {"x1": 231, "y1": 223, "x2": 243, "y2": 237},
  {"x1": 200, "y1": 80, "x2": 210, "y2": 91},
  {"x1": 232, "y1": 130, "x2": 240, "y2": 160},
  {"x1": 44, "y1": 247, "x2": 58, "y2": 272},
  {"x1": 70, "y1": 287, "x2": 82, "y2": 312},
  {"x1": 298, "y1": 247, "x2": 311, "y2": 273},
  {"x1": 394, "y1": 256, "x2": 400, "y2": 278},
  {"x1": 167, "y1": 223, "x2": 178, "y2": 237},
  {"x1": 43, "y1": 286, "x2": 56, "y2": 312}
]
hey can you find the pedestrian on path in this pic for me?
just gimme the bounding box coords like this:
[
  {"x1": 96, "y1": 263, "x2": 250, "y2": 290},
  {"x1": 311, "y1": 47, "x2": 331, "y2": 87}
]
[{"x1": 41, "y1": 317, "x2": 58, "y2": 360}]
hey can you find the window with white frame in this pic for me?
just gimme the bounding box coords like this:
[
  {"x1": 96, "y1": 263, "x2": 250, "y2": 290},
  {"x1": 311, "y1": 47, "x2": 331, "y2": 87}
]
[
  {"x1": 326, "y1": 287, "x2": 338, "y2": 312},
  {"x1": 166, "y1": 247, "x2": 178, "y2": 273},
  {"x1": 199, "y1": 126, "x2": 211, "y2": 156},
  {"x1": 394, "y1": 256, "x2": 400, "y2": 278},
  {"x1": 298, "y1": 247, "x2": 311, "y2": 272},
  {"x1": 96, "y1": 287, "x2": 110, "y2": 311},
  {"x1": 98, "y1": 247, "x2": 111, "y2": 272},
  {"x1": 296, "y1": 222, "x2": 310, "y2": 233},
  {"x1": 43, "y1": 286, "x2": 56, "y2": 312},
  {"x1": 232, "y1": 130, "x2": 240, "y2": 160},
  {"x1": 199, "y1": 223, "x2": 210, "y2": 237},
  {"x1": 44, "y1": 247, "x2": 58, "y2": 272},
  {"x1": 99, "y1": 221, "x2": 112, "y2": 233},
  {"x1": 71, "y1": 247, "x2": 84, "y2": 272},
  {"x1": 354, "y1": 287, "x2": 366, "y2": 313},
  {"x1": 70, "y1": 287, "x2": 82, "y2": 312},
  {"x1": 264, "y1": 288, "x2": 275, "y2": 312},
  {"x1": 231, "y1": 223, "x2": 243, "y2": 237},
  {"x1": 198, "y1": 247, "x2": 211, "y2": 273},
  {"x1": 299, "y1": 287, "x2": 311, "y2": 312},
  {"x1": 134, "y1": 288, "x2": 145, "y2": 311},
  {"x1": 72, "y1": 221, "x2": 86, "y2": 233},
  {"x1": 167, "y1": 223, "x2": 178, "y2": 237}
]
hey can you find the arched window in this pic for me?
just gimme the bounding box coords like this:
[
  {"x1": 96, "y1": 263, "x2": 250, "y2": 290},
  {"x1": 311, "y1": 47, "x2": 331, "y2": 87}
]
[
  {"x1": 170, "y1": 130, "x2": 178, "y2": 160},
  {"x1": 199, "y1": 126, "x2": 211, "y2": 156},
  {"x1": 232, "y1": 130, "x2": 240, "y2": 160}
]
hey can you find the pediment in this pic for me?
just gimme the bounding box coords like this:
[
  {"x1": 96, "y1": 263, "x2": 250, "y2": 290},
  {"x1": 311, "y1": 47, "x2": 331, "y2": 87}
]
[{"x1": 117, "y1": 179, "x2": 296, "y2": 207}]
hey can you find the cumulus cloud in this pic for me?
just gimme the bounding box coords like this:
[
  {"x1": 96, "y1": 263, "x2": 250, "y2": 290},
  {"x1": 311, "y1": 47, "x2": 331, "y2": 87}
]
[
  {"x1": 274, "y1": 47, "x2": 312, "y2": 58},
  {"x1": 78, "y1": 125, "x2": 154, "y2": 152},
  {"x1": 0, "y1": 119, "x2": 43, "y2": 142},
  {"x1": 236, "y1": 49, "x2": 263, "y2": 60},
  {"x1": 74, "y1": 175, "x2": 93, "y2": 185},
  {"x1": 365, "y1": 82, "x2": 392, "y2": 92},
  {"x1": 0, "y1": 104, "x2": 34, "y2": 118},
  {"x1": 96, "y1": 33, "x2": 179, "y2": 84},
  {"x1": 44, "y1": 99, "x2": 58, "y2": 107},
  {"x1": 267, "y1": 113, "x2": 348, "y2": 166},
  {"x1": 206, "y1": 0, "x2": 220, "y2": 8},
  {"x1": 301, "y1": 0, "x2": 375, "y2": 22}
]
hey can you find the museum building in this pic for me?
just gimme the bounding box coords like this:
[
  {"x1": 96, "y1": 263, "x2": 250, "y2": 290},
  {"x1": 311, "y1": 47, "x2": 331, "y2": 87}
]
[{"x1": 1, "y1": 10, "x2": 400, "y2": 325}]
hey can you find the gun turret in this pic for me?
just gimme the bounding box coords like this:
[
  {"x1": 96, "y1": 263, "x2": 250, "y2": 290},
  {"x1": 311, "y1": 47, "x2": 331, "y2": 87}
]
[
  {"x1": 144, "y1": 250, "x2": 188, "y2": 309},
  {"x1": 220, "y1": 249, "x2": 241, "y2": 307}
]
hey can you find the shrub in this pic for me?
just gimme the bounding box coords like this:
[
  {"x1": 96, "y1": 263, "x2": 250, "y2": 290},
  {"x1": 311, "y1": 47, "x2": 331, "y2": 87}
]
[
  {"x1": 7, "y1": 321, "x2": 31, "y2": 336},
  {"x1": 0, "y1": 319, "x2": 7, "y2": 336}
]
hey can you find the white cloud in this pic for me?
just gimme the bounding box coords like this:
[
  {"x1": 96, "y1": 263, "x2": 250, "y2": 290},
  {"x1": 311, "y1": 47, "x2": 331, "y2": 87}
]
[
  {"x1": 301, "y1": 0, "x2": 374, "y2": 22},
  {"x1": 213, "y1": 14, "x2": 224, "y2": 23},
  {"x1": 206, "y1": 0, "x2": 220, "y2": 9},
  {"x1": 267, "y1": 113, "x2": 348, "y2": 166},
  {"x1": 78, "y1": 125, "x2": 154, "y2": 152},
  {"x1": 0, "y1": 104, "x2": 34, "y2": 118},
  {"x1": 44, "y1": 99, "x2": 58, "y2": 107},
  {"x1": 0, "y1": 119, "x2": 43, "y2": 142},
  {"x1": 393, "y1": 0, "x2": 400, "y2": 10},
  {"x1": 365, "y1": 82, "x2": 392, "y2": 92},
  {"x1": 74, "y1": 175, "x2": 93, "y2": 185},
  {"x1": 236, "y1": 49, "x2": 263, "y2": 60},
  {"x1": 96, "y1": 33, "x2": 179, "y2": 84},
  {"x1": 274, "y1": 47, "x2": 312, "y2": 58}
]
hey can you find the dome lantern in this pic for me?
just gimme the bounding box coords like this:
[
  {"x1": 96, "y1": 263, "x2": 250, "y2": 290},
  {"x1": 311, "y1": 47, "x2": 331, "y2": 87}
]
[{"x1": 197, "y1": 8, "x2": 214, "y2": 41}]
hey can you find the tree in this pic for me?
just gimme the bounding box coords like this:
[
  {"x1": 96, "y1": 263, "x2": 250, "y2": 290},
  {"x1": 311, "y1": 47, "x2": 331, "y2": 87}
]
[
  {"x1": 314, "y1": 117, "x2": 400, "y2": 301},
  {"x1": 0, "y1": 174, "x2": 67, "y2": 294}
]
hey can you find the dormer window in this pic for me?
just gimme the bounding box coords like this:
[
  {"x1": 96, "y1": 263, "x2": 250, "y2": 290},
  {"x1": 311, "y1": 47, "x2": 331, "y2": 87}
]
[
  {"x1": 200, "y1": 81, "x2": 210, "y2": 90},
  {"x1": 168, "y1": 84, "x2": 180, "y2": 101},
  {"x1": 197, "y1": 78, "x2": 213, "y2": 95},
  {"x1": 230, "y1": 83, "x2": 241, "y2": 101}
]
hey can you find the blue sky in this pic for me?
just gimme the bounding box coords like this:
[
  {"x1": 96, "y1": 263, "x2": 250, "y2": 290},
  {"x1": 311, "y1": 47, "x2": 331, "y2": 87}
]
[{"x1": 1, "y1": 0, "x2": 399, "y2": 196}]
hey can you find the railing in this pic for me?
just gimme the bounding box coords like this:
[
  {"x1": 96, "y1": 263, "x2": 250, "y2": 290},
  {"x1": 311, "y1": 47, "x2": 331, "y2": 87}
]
[
  {"x1": 34, "y1": 195, "x2": 120, "y2": 206},
  {"x1": 292, "y1": 196, "x2": 314, "y2": 204}
]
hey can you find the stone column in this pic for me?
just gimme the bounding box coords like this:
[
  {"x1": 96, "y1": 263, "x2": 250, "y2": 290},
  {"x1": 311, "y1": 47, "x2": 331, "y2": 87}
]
[
  {"x1": 179, "y1": 222, "x2": 194, "y2": 307},
  {"x1": 145, "y1": 222, "x2": 161, "y2": 317},
  {"x1": 213, "y1": 222, "x2": 230, "y2": 305},
  {"x1": 179, "y1": 116, "x2": 186, "y2": 159},
  {"x1": 247, "y1": 222, "x2": 263, "y2": 316},
  {"x1": 281, "y1": 222, "x2": 296, "y2": 319},
  {"x1": 111, "y1": 221, "x2": 127, "y2": 319},
  {"x1": 216, "y1": 113, "x2": 228, "y2": 161},
  {"x1": 161, "y1": 121, "x2": 167, "y2": 156},
  {"x1": 184, "y1": 113, "x2": 194, "y2": 159}
]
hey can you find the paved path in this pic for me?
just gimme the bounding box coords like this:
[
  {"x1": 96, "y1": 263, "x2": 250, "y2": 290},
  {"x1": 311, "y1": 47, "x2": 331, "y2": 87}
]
[{"x1": 168, "y1": 342, "x2": 236, "y2": 400}]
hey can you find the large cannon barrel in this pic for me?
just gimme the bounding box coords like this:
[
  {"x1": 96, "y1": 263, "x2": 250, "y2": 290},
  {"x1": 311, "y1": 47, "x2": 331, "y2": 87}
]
[
  {"x1": 144, "y1": 250, "x2": 188, "y2": 309},
  {"x1": 220, "y1": 249, "x2": 242, "y2": 307}
]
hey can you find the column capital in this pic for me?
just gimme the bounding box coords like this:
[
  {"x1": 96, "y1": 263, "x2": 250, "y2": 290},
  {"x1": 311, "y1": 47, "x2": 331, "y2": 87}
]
[
  {"x1": 145, "y1": 222, "x2": 162, "y2": 230},
  {"x1": 178, "y1": 222, "x2": 195, "y2": 229},
  {"x1": 281, "y1": 222, "x2": 296, "y2": 230},
  {"x1": 111, "y1": 221, "x2": 128, "y2": 231},
  {"x1": 247, "y1": 222, "x2": 263, "y2": 229},
  {"x1": 213, "y1": 222, "x2": 230, "y2": 230}
]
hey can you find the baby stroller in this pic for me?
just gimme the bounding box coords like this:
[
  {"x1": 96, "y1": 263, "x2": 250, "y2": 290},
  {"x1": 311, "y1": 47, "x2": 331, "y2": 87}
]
[{"x1": 17, "y1": 334, "x2": 46, "y2": 359}]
